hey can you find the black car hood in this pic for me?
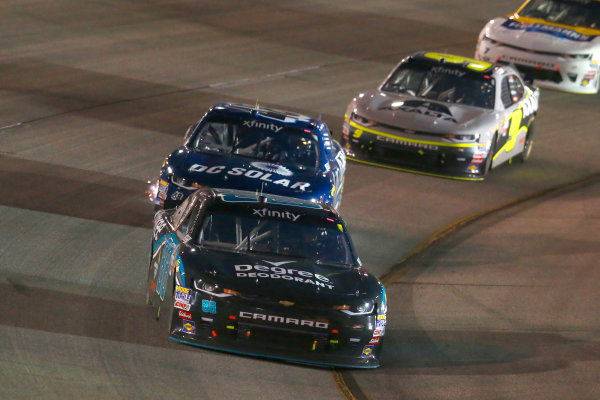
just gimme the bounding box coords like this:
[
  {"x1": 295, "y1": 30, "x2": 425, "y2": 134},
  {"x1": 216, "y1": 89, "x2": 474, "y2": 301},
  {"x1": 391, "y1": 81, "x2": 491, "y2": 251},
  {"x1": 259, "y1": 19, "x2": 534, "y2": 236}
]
[{"x1": 181, "y1": 247, "x2": 378, "y2": 305}]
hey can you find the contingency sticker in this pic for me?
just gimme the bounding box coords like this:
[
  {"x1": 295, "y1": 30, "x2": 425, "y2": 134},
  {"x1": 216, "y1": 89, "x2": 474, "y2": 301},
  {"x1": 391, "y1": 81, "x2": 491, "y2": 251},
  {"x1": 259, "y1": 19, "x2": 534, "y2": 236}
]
[
  {"x1": 182, "y1": 320, "x2": 196, "y2": 334},
  {"x1": 361, "y1": 345, "x2": 374, "y2": 358}
]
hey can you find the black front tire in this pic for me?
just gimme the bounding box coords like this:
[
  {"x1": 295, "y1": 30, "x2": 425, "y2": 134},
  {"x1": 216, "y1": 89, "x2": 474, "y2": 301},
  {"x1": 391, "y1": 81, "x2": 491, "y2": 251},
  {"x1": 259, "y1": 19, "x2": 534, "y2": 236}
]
[
  {"x1": 157, "y1": 281, "x2": 175, "y2": 333},
  {"x1": 519, "y1": 121, "x2": 535, "y2": 163},
  {"x1": 483, "y1": 133, "x2": 497, "y2": 176}
]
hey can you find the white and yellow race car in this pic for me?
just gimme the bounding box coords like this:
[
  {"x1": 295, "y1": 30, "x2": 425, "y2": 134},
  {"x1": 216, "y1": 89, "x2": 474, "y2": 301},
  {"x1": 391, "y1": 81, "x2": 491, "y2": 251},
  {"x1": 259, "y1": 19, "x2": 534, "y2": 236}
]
[
  {"x1": 342, "y1": 52, "x2": 539, "y2": 180},
  {"x1": 475, "y1": 0, "x2": 600, "y2": 94}
]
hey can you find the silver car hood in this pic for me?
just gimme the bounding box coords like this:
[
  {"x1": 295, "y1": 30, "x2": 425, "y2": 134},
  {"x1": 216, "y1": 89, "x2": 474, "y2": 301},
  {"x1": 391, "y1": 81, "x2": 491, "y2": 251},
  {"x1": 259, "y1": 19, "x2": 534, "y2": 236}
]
[
  {"x1": 485, "y1": 17, "x2": 599, "y2": 53},
  {"x1": 353, "y1": 90, "x2": 493, "y2": 135}
]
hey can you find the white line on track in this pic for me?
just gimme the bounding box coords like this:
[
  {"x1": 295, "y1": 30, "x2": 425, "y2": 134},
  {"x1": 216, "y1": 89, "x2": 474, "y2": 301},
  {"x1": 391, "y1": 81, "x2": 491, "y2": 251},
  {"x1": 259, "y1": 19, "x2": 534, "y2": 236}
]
[
  {"x1": 0, "y1": 122, "x2": 23, "y2": 132},
  {"x1": 0, "y1": 65, "x2": 323, "y2": 130},
  {"x1": 208, "y1": 65, "x2": 322, "y2": 88}
]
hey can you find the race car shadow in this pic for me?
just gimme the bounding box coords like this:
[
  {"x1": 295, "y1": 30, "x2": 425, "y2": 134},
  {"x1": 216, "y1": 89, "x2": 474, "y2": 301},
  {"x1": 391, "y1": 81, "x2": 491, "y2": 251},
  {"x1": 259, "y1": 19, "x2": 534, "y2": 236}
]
[
  {"x1": 374, "y1": 327, "x2": 600, "y2": 376},
  {"x1": 0, "y1": 274, "x2": 179, "y2": 350}
]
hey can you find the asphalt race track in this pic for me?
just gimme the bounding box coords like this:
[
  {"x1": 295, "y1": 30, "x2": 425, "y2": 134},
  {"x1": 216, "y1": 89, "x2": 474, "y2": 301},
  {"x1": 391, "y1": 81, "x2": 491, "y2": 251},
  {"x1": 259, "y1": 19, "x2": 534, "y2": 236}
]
[{"x1": 1, "y1": 1, "x2": 599, "y2": 399}]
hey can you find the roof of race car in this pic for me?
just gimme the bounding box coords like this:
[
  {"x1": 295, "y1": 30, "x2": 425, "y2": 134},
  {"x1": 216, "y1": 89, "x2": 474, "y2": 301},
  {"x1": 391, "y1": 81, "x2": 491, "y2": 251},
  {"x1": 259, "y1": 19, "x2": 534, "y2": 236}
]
[
  {"x1": 512, "y1": 0, "x2": 600, "y2": 36},
  {"x1": 205, "y1": 103, "x2": 320, "y2": 132},
  {"x1": 202, "y1": 188, "x2": 340, "y2": 218},
  {"x1": 407, "y1": 52, "x2": 495, "y2": 75}
]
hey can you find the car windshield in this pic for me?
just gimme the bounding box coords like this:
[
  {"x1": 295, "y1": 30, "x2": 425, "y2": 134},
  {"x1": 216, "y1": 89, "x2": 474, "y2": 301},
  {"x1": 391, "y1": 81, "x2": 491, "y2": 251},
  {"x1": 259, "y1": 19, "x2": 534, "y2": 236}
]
[
  {"x1": 197, "y1": 210, "x2": 358, "y2": 267},
  {"x1": 381, "y1": 63, "x2": 496, "y2": 109},
  {"x1": 519, "y1": 0, "x2": 600, "y2": 29},
  {"x1": 192, "y1": 119, "x2": 320, "y2": 169}
]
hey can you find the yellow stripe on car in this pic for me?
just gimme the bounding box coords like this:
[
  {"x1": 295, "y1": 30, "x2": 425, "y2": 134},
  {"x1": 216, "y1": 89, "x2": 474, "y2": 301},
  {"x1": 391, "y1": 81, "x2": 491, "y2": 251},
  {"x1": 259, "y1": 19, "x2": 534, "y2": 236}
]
[
  {"x1": 424, "y1": 52, "x2": 493, "y2": 71},
  {"x1": 510, "y1": 14, "x2": 600, "y2": 36},
  {"x1": 347, "y1": 157, "x2": 484, "y2": 181},
  {"x1": 348, "y1": 121, "x2": 479, "y2": 148}
]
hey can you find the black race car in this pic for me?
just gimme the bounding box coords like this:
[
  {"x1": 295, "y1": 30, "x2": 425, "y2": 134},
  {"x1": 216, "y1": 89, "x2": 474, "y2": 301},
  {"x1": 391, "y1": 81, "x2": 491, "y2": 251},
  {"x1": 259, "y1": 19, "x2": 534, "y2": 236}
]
[{"x1": 146, "y1": 187, "x2": 386, "y2": 368}]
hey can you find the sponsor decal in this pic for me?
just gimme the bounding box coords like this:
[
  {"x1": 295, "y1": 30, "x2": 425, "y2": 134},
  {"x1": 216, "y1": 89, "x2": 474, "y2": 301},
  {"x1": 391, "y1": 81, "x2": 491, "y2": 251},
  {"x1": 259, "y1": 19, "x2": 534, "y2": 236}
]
[
  {"x1": 176, "y1": 285, "x2": 190, "y2": 294},
  {"x1": 504, "y1": 55, "x2": 555, "y2": 68},
  {"x1": 178, "y1": 310, "x2": 192, "y2": 319},
  {"x1": 373, "y1": 328, "x2": 384, "y2": 337},
  {"x1": 234, "y1": 263, "x2": 334, "y2": 290},
  {"x1": 252, "y1": 207, "x2": 300, "y2": 221},
  {"x1": 376, "y1": 319, "x2": 386, "y2": 329},
  {"x1": 174, "y1": 300, "x2": 191, "y2": 311},
  {"x1": 175, "y1": 291, "x2": 191, "y2": 302},
  {"x1": 520, "y1": 92, "x2": 539, "y2": 120},
  {"x1": 369, "y1": 337, "x2": 380, "y2": 344},
  {"x1": 239, "y1": 311, "x2": 328, "y2": 329},
  {"x1": 322, "y1": 129, "x2": 333, "y2": 151},
  {"x1": 334, "y1": 148, "x2": 346, "y2": 171},
  {"x1": 502, "y1": 19, "x2": 596, "y2": 42},
  {"x1": 153, "y1": 217, "x2": 167, "y2": 240},
  {"x1": 376, "y1": 135, "x2": 439, "y2": 151},
  {"x1": 158, "y1": 180, "x2": 168, "y2": 193},
  {"x1": 242, "y1": 120, "x2": 283, "y2": 132},
  {"x1": 431, "y1": 66, "x2": 466, "y2": 77},
  {"x1": 171, "y1": 191, "x2": 184, "y2": 201},
  {"x1": 389, "y1": 101, "x2": 457, "y2": 123},
  {"x1": 471, "y1": 149, "x2": 486, "y2": 164},
  {"x1": 182, "y1": 319, "x2": 196, "y2": 334},
  {"x1": 361, "y1": 345, "x2": 374, "y2": 358},
  {"x1": 250, "y1": 162, "x2": 292, "y2": 176},
  {"x1": 188, "y1": 164, "x2": 310, "y2": 191},
  {"x1": 582, "y1": 71, "x2": 596, "y2": 87},
  {"x1": 201, "y1": 299, "x2": 217, "y2": 314}
]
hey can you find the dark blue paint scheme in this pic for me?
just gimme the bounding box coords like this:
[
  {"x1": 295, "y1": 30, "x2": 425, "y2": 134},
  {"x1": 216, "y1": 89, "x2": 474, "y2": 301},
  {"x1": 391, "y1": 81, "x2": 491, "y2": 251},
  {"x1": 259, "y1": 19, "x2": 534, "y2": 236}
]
[{"x1": 151, "y1": 103, "x2": 346, "y2": 209}]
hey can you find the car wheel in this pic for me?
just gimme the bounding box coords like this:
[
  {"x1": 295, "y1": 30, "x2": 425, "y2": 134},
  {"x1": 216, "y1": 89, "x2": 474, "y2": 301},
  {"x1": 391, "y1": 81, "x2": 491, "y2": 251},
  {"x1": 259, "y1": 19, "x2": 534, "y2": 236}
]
[
  {"x1": 519, "y1": 121, "x2": 535, "y2": 163},
  {"x1": 158, "y1": 281, "x2": 175, "y2": 333},
  {"x1": 145, "y1": 240, "x2": 156, "y2": 306},
  {"x1": 483, "y1": 133, "x2": 497, "y2": 176}
]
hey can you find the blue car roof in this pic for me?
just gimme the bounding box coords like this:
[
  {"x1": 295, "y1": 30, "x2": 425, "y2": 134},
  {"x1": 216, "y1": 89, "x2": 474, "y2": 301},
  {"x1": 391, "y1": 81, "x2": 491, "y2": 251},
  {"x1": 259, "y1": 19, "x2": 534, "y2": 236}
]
[{"x1": 206, "y1": 103, "x2": 319, "y2": 132}]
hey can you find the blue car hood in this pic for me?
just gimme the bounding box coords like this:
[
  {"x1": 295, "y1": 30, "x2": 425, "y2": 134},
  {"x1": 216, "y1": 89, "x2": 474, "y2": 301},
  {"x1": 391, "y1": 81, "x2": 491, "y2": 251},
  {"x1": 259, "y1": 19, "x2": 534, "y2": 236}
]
[{"x1": 167, "y1": 148, "x2": 329, "y2": 199}]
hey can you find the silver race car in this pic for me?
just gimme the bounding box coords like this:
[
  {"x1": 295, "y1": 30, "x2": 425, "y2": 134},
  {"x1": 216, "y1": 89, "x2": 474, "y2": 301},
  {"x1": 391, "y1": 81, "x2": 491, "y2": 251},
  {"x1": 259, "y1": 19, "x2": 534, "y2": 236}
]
[{"x1": 342, "y1": 52, "x2": 540, "y2": 180}]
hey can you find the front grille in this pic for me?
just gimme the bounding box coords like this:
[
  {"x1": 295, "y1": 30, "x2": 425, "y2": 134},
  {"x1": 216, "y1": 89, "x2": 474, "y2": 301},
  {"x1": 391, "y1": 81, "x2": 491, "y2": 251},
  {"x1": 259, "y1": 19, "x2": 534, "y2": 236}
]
[
  {"x1": 237, "y1": 322, "x2": 330, "y2": 350},
  {"x1": 501, "y1": 41, "x2": 564, "y2": 58},
  {"x1": 514, "y1": 64, "x2": 563, "y2": 83},
  {"x1": 378, "y1": 145, "x2": 440, "y2": 168}
]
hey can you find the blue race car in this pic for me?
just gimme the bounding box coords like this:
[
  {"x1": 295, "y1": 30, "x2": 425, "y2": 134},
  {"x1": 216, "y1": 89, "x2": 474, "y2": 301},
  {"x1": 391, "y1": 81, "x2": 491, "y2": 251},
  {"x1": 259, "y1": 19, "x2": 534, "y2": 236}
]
[{"x1": 150, "y1": 103, "x2": 346, "y2": 209}]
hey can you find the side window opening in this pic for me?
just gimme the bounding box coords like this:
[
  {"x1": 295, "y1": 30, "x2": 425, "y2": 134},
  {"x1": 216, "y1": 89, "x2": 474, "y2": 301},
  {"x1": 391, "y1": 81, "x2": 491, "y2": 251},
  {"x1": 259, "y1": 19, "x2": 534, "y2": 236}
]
[
  {"x1": 502, "y1": 75, "x2": 525, "y2": 108},
  {"x1": 509, "y1": 75, "x2": 524, "y2": 103},
  {"x1": 501, "y1": 76, "x2": 513, "y2": 108}
]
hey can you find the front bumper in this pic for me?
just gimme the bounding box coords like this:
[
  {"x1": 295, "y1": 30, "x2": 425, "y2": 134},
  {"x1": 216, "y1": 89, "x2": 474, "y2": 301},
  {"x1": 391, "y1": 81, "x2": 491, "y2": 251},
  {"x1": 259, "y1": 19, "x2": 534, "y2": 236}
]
[
  {"x1": 341, "y1": 120, "x2": 488, "y2": 181},
  {"x1": 475, "y1": 41, "x2": 599, "y2": 94},
  {"x1": 167, "y1": 287, "x2": 384, "y2": 368}
]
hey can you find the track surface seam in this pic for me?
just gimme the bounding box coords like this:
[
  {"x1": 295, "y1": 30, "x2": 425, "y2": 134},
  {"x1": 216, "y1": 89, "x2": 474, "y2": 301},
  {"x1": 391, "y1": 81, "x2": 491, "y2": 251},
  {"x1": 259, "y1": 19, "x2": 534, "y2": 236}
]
[{"x1": 332, "y1": 171, "x2": 600, "y2": 400}]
